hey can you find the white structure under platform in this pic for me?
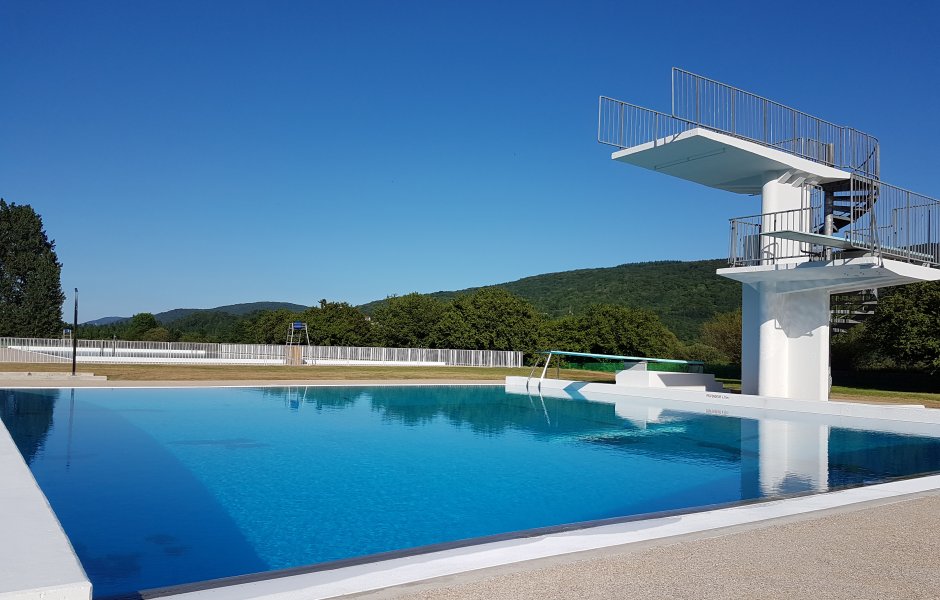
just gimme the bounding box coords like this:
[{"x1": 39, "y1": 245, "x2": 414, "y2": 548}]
[
  {"x1": 599, "y1": 69, "x2": 940, "y2": 401},
  {"x1": 613, "y1": 360, "x2": 724, "y2": 392}
]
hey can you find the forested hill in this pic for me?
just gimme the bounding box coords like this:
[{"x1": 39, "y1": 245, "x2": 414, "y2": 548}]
[
  {"x1": 154, "y1": 302, "x2": 309, "y2": 323},
  {"x1": 83, "y1": 301, "x2": 310, "y2": 326},
  {"x1": 362, "y1": 259, "x2": 741, "y2": 341}
]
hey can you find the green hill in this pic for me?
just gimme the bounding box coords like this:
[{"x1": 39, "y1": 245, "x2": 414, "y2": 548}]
[
  {"x1": 361, "y1": 259, "x2": 740, "y2": 341},
  {"x1": 155, "y1": 301, "x2": 309, "y2": 324}
]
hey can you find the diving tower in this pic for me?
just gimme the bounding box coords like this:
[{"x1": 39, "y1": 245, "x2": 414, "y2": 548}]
[{"x1": 599, "y1": 69, "x2": 940, "y2": 401}]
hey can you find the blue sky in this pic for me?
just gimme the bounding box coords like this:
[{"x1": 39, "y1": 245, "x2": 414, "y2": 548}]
[{"x1": 2, "y1": 0, "x2": 938, "y2": 320}]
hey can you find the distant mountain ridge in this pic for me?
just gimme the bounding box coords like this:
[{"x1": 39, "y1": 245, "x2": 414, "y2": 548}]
[
  {"x1": 84, "y1": 260, "x2": 741, "y2": 341},
  {"x1": 82, "y1": 301, "x2": 309, "y2": 326}
]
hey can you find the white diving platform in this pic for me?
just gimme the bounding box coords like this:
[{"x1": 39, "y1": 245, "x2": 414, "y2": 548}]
[
  {"x1": 611, "y1": 128, "x2": 850, "y2": 195},
  {"x1": 719, "y1": 256, "x2": 940, "y2": 294}
]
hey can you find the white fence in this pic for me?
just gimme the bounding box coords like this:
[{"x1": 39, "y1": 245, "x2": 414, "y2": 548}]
[{"x1": 0, "y1": 338, "x2": 523, "y2": 368}]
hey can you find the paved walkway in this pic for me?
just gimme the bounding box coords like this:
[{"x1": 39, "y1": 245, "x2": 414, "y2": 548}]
[{"x1": 352, "y1": 493, "x2": 940, "y2": 600}]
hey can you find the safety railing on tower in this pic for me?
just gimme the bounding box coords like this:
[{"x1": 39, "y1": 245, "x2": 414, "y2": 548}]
[
  {"x1": 671, "y1": 69, "x2": 880, "y2": 178},
  {"x1": 850, "y1": 177, "x2": 940, "y2": 266},
  {"x1": 729, "y1": 204, "x2": 825, "y2": 267},
  {"x1": 729, "y1": 179, "x2": 939, "y2": 267},
  {"x1": 597, "y1": 69, "x2": 880, "y2": 179},
  {"x1": 597, "y1": 98, "x2": 697, "y2": 151}
]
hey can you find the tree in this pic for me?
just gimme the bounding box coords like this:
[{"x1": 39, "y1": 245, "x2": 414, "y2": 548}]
[
  {"x1": 430, "y1": 288, "x2": 544, "y2": 356},
  {"x1": 579, "y1": 304, "x2": 680, "y2": 358},
  {"x1": 540, "y1": 315, "x2": 590, "y2": 353},
  {"x1": 864, "y1": 282, "x2": 940, "y2": 373},
  {"x1": 699, "y1": 309, "x2": 742, "y2": 365},
  {"x1": 0, "y1": 199, "x2": 66, "y2": 337},
  {"x1": 140, "y1": 327, "x2": 172, "y2": 342},
  {"x1": 244, "y1": 308, "x2": 301, "y2": 344},
  {"x1": 303, "y1": 301, "x2": 372, "y2": 346},
  {"x1": 124, "y1": 312, "x2": 159, "y2": 340},
  {"x1": 371, "y1": 293, "x2": 446, "y2": 348}
]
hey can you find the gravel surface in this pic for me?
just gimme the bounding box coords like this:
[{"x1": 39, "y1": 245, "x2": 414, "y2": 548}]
[{"x1": 351, "y1": 494, "x2": 940, "y2": 600}]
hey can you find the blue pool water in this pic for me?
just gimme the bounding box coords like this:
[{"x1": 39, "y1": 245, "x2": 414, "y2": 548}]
[{"x1": 2, "y1": 385, "x2": 939, "y2": 597}]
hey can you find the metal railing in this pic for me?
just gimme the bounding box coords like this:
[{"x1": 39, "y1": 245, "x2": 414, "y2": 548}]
[
  {"x1": 302, "y1": 345, "x2": 521, "y2": 367},
  {"x1": 729, "y1": 205, "x2": 826, "y2": 266},
  {"x1": 729, "y1": 178, "x2": 940, "y2": 267},
  {"x1": 598, "y1": 69, "x2": 880, "y2": 179},
  {"x1": 597, "y1": 97, "x2": 697, "y2": 151},
  {"x1": 672, "y1": 68, "x2": 880, "y2": 178},
  {"x1": 0, "y1": 338, "x2": 523, "y2": 368},
  {"x1": 852, "y1": 177, "x2": 940, "y2": 266}
]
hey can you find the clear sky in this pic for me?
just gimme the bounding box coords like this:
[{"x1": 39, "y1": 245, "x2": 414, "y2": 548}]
[{"x1": 2, "y1": 0, "x2": 938, "y2": 320}]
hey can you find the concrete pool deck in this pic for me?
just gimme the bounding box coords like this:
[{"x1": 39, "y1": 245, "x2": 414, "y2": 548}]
[{"x1": 351, "y1": 490, "x2": 940, "y2": 600}]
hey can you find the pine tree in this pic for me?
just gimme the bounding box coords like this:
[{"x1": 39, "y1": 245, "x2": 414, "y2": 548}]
[{"x1": 0, "y1": 199, "x2": 66, "y2": 337}]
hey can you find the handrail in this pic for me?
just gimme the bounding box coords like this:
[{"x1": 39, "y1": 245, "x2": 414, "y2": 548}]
[
  {"x1": 728, "y1": 178, "x2": 940, "y2": 267},
  {"x1": 672, "y1": 68, "x2": 845, "y2": 128},
  {"x1": 671, "y1": 68, "x2": 880, "y2": 178},
  {"x1": 597, "y1": 97, "x2": 698, "y2": 150},
  {"x1": 534, "y1": 350, "x2": 704, "y2": 382},
  {"x1": 599, "y1": 68, "x2": 880, "y2": 178},
  {"x1": 539, "y1": 350, "x2": 703, "y2": 366}
]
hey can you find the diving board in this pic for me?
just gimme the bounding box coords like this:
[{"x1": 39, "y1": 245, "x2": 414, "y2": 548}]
[
  {"x1": 528, "y1": 350, "x2": 723, "y2": 393},
  {"x1": 537, "y1": 350, "x2": 703, "y2": 366},
  {"x1": 759, "y1": 230, "x2": 860, "y2": 250},
  {"x1": 760, "y1": 230, "x2": 936, "y2": 263}
]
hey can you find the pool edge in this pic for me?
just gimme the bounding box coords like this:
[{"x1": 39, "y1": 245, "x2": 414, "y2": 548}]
[
  {"x1": 117, "y1": 475, "x2": 940, "y2": 600},
  {"x1": 0, "y1": 405, "x2": 92, "y2": 600}
]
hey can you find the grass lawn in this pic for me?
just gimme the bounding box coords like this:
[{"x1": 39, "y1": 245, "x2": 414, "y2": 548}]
[
  {"x1": 718, "y1": 377, "x2": 940, "y2": 409},
  {"x1": 3, "y1": 363, "x2": 935, "y2": 408}
]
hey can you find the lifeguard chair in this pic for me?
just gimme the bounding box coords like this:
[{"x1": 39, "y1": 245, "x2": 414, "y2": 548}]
[{"x1": 285, "y1": 321, "x2": 310, "y2": 365}]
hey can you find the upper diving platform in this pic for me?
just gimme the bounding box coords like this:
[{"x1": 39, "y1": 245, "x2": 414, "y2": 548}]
[
  {"x1": 599, "y1": 68, "x2": 880, "y2": 181},
  {"x1": 610, "y1": 126, "x2": 849, "y2": 195}
]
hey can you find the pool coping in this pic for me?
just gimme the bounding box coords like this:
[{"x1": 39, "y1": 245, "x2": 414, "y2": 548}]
[
  {"x1": 1, "y1": 380, "x2": 939, "y2": 600},
  {"x1": 120, "y1": 476, "x2": 940, "y2": 600},
  {"x1": 0, "y1": 395, "x2": 92, "y2": 600}
]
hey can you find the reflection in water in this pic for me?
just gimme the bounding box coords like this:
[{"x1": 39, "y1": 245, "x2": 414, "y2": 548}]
[
  {"x1": 261, "y1": 386, "x2": 358, "y2": 411},
  {"x1": 1, "y1": 388, "x2": 59, "y2": 464},
  {"x1": 2, "y1": 388, "x2": 268, "y2": 597}
]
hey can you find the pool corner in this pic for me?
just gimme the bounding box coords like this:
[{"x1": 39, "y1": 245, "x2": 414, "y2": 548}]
[{"x1": 0, "y1": 418, "x2": 91, "y2": 600}]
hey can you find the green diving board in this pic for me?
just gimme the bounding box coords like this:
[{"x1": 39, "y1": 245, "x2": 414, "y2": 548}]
[
  {"x1": 539, "y1": 350, "x2": 702, "y2": 366},
  {"x1": 533, "y1": 350, "x2": 704, "y2": 380}
]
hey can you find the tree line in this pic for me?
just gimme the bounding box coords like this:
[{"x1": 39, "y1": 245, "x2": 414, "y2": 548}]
[
  {"x1": 2, "y1": 200, "x2": 938, "y2": 372},
  {"x1": 74, "y1": 290, "x2": 734, "y2": 365},
  {"x1": 72, "y1": 282, "x2": 939, "y2": 373}
]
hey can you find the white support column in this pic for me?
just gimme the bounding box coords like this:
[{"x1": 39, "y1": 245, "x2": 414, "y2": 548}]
[
  {"x1": 742, "y1": 283, "x2": 831, "y2": 401},
  {"x1": 738, "y1": 174, "x2": 831, "y2": 401},
  {"x1": 782, "y1": 288, "x2": 831, "y2": 401},
  {"x1": 760, "y1": 174, "x2": 805, "y2": 263},
  {"x1": 756, "y1": 282, "x2": 789, "y2": 397}
]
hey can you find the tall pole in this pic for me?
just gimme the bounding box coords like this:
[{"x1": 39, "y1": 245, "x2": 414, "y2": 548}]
[{"x1": 71, "y1": 288, "x2": 78, "y2": 376}]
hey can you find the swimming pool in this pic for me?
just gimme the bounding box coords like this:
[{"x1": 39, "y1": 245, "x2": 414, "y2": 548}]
[{"x1": 2, "y1": 385, "x2": 939, "y2": 597}]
